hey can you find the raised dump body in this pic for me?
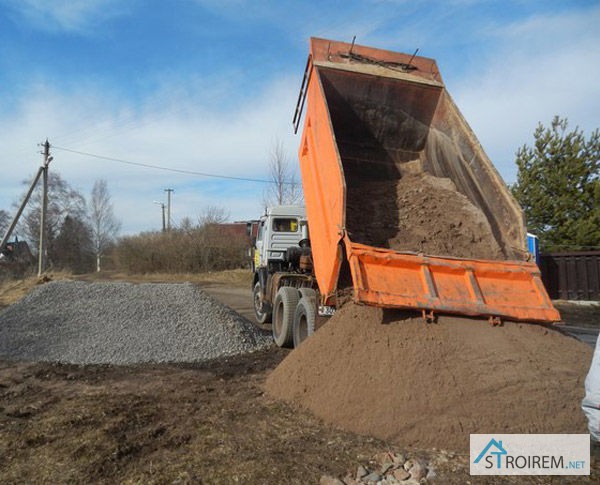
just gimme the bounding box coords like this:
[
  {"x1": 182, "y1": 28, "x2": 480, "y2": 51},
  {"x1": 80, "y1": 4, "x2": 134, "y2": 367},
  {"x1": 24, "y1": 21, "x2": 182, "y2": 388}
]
[{"x1": 297, "y1": 37, "x2": 559, "y2": 322}]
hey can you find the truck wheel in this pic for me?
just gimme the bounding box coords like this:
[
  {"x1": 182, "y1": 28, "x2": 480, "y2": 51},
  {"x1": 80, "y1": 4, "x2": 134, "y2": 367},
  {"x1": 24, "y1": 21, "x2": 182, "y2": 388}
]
[
  {"x1": 272, "y1": 287, "x2": 299, "y2": 348},
  {"x1": 253, "y1": 282, "x2": 272, "y2": 324},
  {"x1": 293, "y1": 297, "x2": 316, "y2": 348},
  {"x1": 299, "y1": 287, "x2": 316, "y2": 302}
]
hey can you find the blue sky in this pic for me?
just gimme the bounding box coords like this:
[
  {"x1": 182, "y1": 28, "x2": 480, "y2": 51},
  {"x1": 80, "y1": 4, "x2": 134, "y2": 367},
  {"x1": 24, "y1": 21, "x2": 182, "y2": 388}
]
[{"x1": 0, "y1": 0, "x2": 598, "y2": 235}]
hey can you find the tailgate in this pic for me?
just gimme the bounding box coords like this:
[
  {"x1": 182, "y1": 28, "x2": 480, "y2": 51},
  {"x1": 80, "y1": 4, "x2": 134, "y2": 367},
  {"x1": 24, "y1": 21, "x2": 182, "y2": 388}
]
[{"x1": 345, "y1": 239, "x2": 560, "y2": 323}]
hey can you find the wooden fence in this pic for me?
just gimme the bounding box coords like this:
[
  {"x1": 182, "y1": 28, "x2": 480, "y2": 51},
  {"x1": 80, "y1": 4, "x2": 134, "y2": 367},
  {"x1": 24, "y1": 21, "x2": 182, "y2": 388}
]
[{"x1": 539, "y1": 251, "x2": 600, "y2": 301}]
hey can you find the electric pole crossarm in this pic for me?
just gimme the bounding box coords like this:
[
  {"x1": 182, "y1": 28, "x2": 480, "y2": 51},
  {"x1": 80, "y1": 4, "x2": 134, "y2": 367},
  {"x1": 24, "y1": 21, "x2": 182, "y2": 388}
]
[{"x1": 0, "y1": 165, "x2": 45, "y2": 251}]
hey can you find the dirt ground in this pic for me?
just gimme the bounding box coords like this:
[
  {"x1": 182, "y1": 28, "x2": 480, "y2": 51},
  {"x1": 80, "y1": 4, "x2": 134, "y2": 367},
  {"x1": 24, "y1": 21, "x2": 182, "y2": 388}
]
[
  {"x1": 2, "y1": 349, "x2": 395, "y2": 484},
  {"x1": 0, "y1": 271, "x2": 598, "y2": 483}
]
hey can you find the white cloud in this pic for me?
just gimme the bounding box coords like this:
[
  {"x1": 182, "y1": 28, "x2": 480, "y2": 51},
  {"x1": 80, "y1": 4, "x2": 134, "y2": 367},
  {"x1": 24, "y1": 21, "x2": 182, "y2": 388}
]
[
  {"x1": 451, "y1": 6, "x2": 600, "y2": 183},
  {"x1": 3, "y1": 0, "x2": 130, "y2": 33},
  {"x1": 0, "y1": 74, "x2": 301, "y2": 235}
]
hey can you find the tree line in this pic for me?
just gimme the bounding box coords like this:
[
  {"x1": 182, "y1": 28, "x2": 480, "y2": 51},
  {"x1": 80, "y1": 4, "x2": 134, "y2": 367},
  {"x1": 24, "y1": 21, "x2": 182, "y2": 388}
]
[
  {"x1": 115, "y1": 206, "x2": 248, "y2": 273},
  {"x1": 1, "y1": 175, "x2": 120, "y2": 274},
  {"x1": 2, "y1": 118, "x2": 596, "y2": 277},
  {"x1": 0, "y1": 175, "x2": 250, "y2": 276}
]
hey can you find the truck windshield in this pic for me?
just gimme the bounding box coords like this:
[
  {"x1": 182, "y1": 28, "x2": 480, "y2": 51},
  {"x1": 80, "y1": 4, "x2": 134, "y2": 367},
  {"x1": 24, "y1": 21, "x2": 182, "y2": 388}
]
[{"x1": 273, "y1": 218, "x2": 298, "y2": 232}]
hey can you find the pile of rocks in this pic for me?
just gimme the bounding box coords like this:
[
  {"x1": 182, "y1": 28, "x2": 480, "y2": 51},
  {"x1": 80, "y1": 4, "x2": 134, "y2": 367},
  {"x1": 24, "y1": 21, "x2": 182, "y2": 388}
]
[
  {"x1": 0, "y1": 280, "x2": 271, "y2": 364},
  {"x1": 320, "y1": 450, "x2": 436, "y2": 484}
]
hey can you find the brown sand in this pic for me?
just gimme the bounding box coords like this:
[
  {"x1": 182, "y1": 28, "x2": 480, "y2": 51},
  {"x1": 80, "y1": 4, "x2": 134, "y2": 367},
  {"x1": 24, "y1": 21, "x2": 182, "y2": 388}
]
[
  {"x1": 265, "y1": 304, "x2": 592, "y2": 452},
  {"x1": 345, "y1": 173, "x2": 506, "y2": 260}
]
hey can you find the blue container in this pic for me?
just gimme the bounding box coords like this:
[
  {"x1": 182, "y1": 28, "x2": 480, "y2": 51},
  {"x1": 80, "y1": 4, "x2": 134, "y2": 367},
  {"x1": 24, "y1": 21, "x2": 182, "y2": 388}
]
[{"x1": 527, "y1": 233, "x2": 540, "y2": 264}]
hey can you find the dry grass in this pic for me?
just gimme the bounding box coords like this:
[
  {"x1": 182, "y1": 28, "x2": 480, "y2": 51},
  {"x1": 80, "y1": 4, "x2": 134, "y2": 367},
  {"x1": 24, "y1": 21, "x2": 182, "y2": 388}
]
[
  {"x1": 0, "y1": 269, "x2": 251, "y2": 311},
  {"x1": 74, "y1": 269, "x2": 251, "y2": 286},
  {"x1": 0, "y1": 271, "x2": 74, "y2": 310}
]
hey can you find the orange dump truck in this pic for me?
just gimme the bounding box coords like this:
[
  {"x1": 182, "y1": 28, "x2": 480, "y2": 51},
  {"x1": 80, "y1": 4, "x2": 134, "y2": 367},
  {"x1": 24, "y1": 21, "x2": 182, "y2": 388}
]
[{"x1": 252, "y1": 37, "x2": 559, "y2": 348}]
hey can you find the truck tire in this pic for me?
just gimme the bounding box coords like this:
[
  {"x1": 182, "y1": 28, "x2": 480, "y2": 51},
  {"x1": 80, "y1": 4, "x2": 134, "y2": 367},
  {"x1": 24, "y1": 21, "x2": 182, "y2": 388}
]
[
  {"x1": 293, "y1": 297, "x2": 316, "y2": 348},
  {"x1": 299, "y1": 287, "x2": 316, "y2": 302},
  {"x1": 253, "y1": 282, "x2": 272, "y2": 324},
  {"x1": 272, "y1": 287, "x2": 299, "y2": 348}
]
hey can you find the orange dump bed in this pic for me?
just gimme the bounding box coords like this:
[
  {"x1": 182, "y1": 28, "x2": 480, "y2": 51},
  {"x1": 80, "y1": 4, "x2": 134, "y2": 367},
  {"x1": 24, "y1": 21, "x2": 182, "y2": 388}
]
[{"x1": 297, "y1": 37, "x2": 559, "y2": 323}]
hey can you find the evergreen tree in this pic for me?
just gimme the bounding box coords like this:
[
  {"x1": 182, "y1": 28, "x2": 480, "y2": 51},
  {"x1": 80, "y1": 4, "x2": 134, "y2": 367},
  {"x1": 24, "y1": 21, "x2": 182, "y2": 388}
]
[
  {"x1": 511, "y1": 116, "x2": 600, "y2": 252},
  {"x1": 54, "y1": 215, "x2": 94, "y2": 273}
]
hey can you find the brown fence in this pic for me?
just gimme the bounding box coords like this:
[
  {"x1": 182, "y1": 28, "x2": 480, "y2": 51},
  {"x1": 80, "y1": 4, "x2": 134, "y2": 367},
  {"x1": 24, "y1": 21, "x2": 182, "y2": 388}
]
[{"x1": 539, "y1": 251, "x2": 600, "y2": 301}]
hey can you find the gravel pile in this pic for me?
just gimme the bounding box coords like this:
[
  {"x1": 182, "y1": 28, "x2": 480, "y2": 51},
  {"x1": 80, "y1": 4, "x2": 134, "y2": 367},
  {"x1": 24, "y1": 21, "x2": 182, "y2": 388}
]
[{"x1": 0, "y1": 281, "x2": 271, "y2": 365}]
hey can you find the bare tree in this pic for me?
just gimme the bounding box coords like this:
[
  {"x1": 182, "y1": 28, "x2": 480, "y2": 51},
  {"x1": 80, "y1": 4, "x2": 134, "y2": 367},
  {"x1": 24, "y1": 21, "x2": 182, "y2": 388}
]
[
  {"x1": 16, "y1": 171, "x2": 88, "y2": 264},
  {"x1": 90, "y1": 180, "x2": 121, "y2": 272},
  {"x1": 0, "y1": 210, "x2": 9, "y2": 238},
  {"x1": 263, "y1": 139, "x2": 303, "y2": 207},
  {"x1": 177, "y1": 216, "x2": 195, "y2": 234},
  {"x1": 198, "y1": 205, "x2": 229, "y2": 228}
]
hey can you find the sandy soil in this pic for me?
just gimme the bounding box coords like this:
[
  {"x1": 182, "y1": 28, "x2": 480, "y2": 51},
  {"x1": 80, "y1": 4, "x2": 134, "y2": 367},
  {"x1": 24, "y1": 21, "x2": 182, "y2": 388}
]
[
  {"x1": 266, "y1": 304, "x2": 593, "y2": 452},
  {"x1": 345, "y1": 173, "x2": 506, "y2": 260}
]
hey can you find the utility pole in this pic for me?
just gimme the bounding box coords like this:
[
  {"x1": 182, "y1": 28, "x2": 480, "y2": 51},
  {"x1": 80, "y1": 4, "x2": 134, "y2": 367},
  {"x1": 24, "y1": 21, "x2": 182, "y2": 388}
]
[
  {"x1": 164, "y1": 188, "x2": 174, "y2": 231},
  {"x1": 38, "y1": 139, "x2": 52, "y2": 276},
  {"x1": 153, "y1": 201, "x2": 166, "y2": 232},
  {"x1": 0, "y1": 167, "x2": 44, "y2": 252}
]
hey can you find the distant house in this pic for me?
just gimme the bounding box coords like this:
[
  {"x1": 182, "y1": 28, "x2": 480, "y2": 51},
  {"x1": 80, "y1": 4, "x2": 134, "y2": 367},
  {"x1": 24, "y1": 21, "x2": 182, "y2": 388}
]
[
  {"x1": 0, "y1": 240, "x2": 34, "y2": 265},
  {"x1": 218, "y1": 223, "x2": 252, "y2": 245},
  {"x1": 0, "y1": 240, "x2": 34, "y2": 278}
]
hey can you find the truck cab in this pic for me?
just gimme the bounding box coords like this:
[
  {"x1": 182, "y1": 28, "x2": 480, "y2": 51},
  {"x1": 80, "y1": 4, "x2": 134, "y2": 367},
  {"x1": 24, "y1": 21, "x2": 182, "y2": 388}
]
[{"x1": 253, "y1": 205, "x2": 308, "y2": 272}]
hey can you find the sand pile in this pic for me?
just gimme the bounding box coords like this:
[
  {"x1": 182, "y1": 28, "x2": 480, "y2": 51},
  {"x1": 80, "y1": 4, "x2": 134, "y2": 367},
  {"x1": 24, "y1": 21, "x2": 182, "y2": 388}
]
[
  {"x1": 345, "y1": 173, "x2": 506, "y2": 260},
  {"x1": 265, "y1": 304, "x2": 592, "y2": 452}
]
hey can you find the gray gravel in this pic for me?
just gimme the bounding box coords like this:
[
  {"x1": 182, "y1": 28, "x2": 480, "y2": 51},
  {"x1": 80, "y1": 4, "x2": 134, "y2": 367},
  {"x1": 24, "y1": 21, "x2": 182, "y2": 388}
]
[{"x1": 0, "y1": 280, "x2": 271, "y2": 365}]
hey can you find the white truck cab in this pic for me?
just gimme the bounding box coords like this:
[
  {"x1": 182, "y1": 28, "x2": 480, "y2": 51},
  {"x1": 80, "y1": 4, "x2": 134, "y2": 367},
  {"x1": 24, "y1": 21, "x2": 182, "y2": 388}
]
[{"x1": 253, "y1": 205, "x2": 308, "y2": 270}]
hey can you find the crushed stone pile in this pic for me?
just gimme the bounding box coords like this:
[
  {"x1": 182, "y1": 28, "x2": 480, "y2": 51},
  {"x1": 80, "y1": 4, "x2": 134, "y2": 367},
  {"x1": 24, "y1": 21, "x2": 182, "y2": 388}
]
[
  {"x1": 345, "y1": 172, "x2": 506, "y2": 260},
  {"x1": 266, "y1": 303, "x2": 592, "y2": 452},
  {"x1": 0, "y1": 280, "x2": 271, "y2": 365}
]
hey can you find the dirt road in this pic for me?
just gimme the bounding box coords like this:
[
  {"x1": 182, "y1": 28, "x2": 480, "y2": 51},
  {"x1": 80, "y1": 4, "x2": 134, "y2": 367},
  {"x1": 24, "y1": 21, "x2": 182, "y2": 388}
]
[{"x1": 200, "y1": 283, "x2": 254, "y2": 322}]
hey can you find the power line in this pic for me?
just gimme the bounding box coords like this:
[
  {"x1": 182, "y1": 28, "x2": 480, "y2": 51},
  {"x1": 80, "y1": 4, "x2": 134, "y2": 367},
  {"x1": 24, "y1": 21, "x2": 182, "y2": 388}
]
[{"x1": 52, "y1": 145, "x2": 295, "y2": 185}]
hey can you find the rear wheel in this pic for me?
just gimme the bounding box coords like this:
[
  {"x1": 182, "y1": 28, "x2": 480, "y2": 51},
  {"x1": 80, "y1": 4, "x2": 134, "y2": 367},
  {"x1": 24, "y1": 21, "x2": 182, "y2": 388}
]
[
  {"x1": 299, "y1": 287, "x2": 316, "y2": 302},
  {"x1": 293, "y1": 297, "x2": 316, "y2": 348},
  {"x1": 272, "y1": 287, "x2": 299, "y2": 347},
  {"x1": 253, "y1": 281, "x2": 271, "y2": 324}
]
